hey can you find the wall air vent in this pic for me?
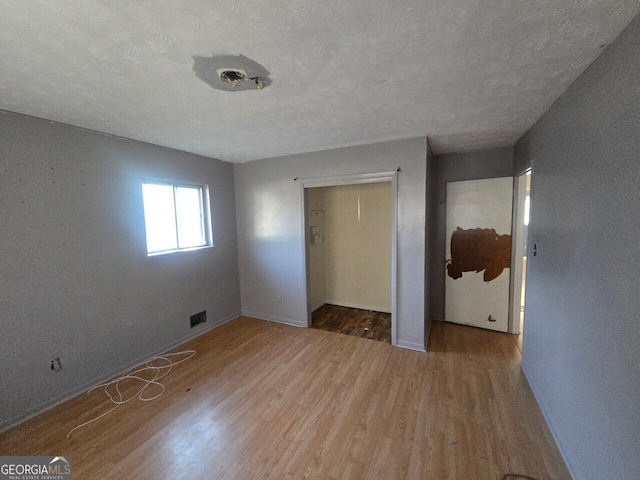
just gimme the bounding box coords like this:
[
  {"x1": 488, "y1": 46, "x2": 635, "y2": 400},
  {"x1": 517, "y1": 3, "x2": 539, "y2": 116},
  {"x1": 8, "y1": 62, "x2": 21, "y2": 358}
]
[{"x1": 190, "y1": 310, "x2": 207, "y2": 328}]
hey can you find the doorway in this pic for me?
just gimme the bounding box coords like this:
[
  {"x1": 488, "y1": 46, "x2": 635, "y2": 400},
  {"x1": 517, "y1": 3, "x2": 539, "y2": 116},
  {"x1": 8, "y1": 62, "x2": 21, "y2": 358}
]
[
  {"x1": 300, "y1": 171, "x2": 398, "y2": 346},
  {"x1": 306, "y1": 183, "x2": 392, "y2": 343},
  {"x1": 510, "y1": 169, "x2": 532, "y2": 352}
]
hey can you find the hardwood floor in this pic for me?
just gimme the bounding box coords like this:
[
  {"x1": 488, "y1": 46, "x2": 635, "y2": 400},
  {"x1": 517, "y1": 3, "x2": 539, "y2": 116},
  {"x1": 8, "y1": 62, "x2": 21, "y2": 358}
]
[
  {"x1": 311, "y1": 304, "x2": 391, "y2": 343},
  {"x1": 0, "y1": 318, "x2": 569, "y2": 479}
]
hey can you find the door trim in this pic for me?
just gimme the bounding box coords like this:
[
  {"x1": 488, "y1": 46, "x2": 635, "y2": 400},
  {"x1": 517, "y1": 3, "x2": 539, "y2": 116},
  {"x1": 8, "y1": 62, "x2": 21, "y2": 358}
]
[{"x1": 509, "y1": 169, "x2": 532, "y2": 334}]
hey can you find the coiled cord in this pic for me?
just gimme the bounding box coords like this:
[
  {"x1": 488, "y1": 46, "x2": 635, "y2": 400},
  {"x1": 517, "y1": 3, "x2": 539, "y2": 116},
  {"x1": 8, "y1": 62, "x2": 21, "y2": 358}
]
[{"x1": 66, "y1": 350, "x2": 195, "y2": 438}]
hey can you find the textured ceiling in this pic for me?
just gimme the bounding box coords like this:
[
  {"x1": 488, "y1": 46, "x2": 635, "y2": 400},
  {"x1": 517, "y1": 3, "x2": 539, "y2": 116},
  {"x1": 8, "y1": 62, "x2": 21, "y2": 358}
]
[{"x1": 0, "y1": 1, "x2": 638, "y2": 162}]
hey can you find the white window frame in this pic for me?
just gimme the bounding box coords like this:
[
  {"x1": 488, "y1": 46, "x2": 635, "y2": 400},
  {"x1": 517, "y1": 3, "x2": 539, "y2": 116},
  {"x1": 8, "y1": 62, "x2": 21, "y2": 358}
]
[{"x1": 142, "y1": 180, "x2": 214, "y2": 256}]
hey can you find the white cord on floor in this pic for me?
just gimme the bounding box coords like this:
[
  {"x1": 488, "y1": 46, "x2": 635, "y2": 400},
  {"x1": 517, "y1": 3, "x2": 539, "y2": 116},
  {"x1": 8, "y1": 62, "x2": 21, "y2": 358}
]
[{"x1": 66, "y1": 350, "x2": 196, "y2": 438}]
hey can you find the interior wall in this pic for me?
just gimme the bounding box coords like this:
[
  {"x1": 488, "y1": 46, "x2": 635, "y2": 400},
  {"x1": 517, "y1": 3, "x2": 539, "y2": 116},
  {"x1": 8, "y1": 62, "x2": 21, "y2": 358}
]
[
  {"x1": 513, "y1": 133, "x2": 532, "y2": 175},
  {"x1": 234, "y1": 137, "x2": 428, "y2": 351},
  {"x1": 427, "y1": 147, "x2": 514, "y2": 321},
  {"x1": 424, "y1": 141, "x2": 433, "y2": 347},
  {"x1": 0, "y1": 111, "x2": 241, "y2": 430},
  {"x1": 515, "y1": 14, "x2": 640, "y2": 480},
  {"x1": 324, "y1": 183, "x2": 392, "y2": 312},
  {"x1": 307, "y1": 188, "x2": 326, "y2": 311}
]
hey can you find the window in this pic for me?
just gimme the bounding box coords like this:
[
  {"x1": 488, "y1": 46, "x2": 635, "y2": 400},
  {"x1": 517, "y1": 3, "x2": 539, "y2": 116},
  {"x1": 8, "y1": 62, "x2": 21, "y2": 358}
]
[{"x1": 142, "y1": 182, "x2": 212, "y2": 255}]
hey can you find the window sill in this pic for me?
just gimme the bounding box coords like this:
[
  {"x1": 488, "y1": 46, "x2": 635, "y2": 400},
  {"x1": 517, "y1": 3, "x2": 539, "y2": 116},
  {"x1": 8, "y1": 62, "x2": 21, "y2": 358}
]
[{"x1": 147, "y1": 245, "x2": 216, "y2": 258}]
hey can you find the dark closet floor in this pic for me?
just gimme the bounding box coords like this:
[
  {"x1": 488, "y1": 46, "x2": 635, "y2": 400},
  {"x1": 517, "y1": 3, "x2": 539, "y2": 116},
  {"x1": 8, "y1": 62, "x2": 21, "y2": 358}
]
[{"x1": 311, "y1": 304, "x2": 391, "y2": 343}]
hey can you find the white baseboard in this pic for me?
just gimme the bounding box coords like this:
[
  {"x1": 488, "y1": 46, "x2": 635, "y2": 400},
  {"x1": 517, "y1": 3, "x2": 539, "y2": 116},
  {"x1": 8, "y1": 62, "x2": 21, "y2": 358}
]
[
  {"x1": 521, "y1": 364, "x2": 578, "y2": 480},
  {"x1": 241, "y1": 310, "x2": 304, "y2": 328},
  {"x1": 325, "y1": 300, "x2": 391, "y2": 314},
  {"x1": 311, "y1": 301, "x2": 325, "y2": 312},
  {"x1": 0, "y1": 311, "x2": 241, "y2": 433},
  {"x1": 396, "y1": 340, "x2": 426, "y2": 352}
]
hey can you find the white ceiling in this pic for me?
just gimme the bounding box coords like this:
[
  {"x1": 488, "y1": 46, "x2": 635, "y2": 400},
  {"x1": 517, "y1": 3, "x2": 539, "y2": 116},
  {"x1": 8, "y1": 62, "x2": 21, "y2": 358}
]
[{"x1": 1, "y1": 1, "x2": 638, "y2": 162}]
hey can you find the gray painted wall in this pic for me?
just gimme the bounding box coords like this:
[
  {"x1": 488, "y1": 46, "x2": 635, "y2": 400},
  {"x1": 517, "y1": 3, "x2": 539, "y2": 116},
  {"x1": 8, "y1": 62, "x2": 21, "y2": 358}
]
[
  {"x1": 427, "y1": 147, "x2": 514, "y2": 321},
  {"x1": 424, "y1": 141, "x2": 433, "y2": 347},
  {"x1": 234, "y1": 137, "x2": 428, "y2": 351},
  {"x1": 515, "y1": 14, "x2": 640, "y2": 480},
  {"x1": 0, "y1": 112, "x2": 241, "y2": 430},
  {"x1": 513, "y1": 133, "x2": 532, "y2": 176}
]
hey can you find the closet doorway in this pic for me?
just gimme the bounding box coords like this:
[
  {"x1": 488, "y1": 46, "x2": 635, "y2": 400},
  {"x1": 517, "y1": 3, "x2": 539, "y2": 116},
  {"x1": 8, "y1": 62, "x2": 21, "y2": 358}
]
[{"x1": 300, "y1": 172, "x2": 398, "y2": 345}]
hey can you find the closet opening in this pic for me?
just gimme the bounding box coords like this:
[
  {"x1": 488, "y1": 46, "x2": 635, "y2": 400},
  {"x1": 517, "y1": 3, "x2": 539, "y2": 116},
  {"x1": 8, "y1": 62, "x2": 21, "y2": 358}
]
[{"x1": 300, "y1": 172, "x2": 398, "y2": 345}]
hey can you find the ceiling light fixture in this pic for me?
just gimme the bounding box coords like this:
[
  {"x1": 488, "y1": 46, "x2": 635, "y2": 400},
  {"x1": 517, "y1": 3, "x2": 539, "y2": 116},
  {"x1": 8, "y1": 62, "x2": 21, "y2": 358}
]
[
  {"x1": 216, "y1": 69, "x2": 265, "y2": 91},
  {"x1": 194, "y1": 54, "x2": 272, "y2": 92},
  {"x1": 218, "y1": 68, "x2": 247, "y2": 87}
]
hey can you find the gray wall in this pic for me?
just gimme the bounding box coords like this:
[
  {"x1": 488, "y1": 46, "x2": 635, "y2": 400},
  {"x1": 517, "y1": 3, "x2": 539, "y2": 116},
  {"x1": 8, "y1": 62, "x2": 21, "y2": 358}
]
[
  {"x1": 0, "y1": 112, "x2": 241, "y2": 430},
  {"x1": 234, "y1": 137, "x2": 428, "y2": 351},
  {"x1": 427, "y1": 147, "x2": 514, "y2": 321},
  {"x1": 513, "y1": 133, "x2": 532, "y2": 175},
  {"x1": 424, "y1": 141, "x2": 433, "y2": 346},
  {"x1": 515, "y1": 14, "x2": 640, "y2": 480}
]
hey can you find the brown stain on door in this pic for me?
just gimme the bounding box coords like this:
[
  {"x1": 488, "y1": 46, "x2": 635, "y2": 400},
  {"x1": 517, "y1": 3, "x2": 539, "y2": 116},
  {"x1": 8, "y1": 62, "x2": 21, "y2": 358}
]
[{"x1": 447, "y1": 227, "x2": 511, "y2": 282}]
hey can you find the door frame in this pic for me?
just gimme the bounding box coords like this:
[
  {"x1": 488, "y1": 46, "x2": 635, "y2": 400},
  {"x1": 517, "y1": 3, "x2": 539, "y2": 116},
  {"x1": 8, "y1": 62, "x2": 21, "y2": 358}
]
[
  {"x1": 299, "y1": 171, "x2": 399, "y2": 346},
  {"x1": 509, "y1": 168, "x2": 531, "y2": 334}
]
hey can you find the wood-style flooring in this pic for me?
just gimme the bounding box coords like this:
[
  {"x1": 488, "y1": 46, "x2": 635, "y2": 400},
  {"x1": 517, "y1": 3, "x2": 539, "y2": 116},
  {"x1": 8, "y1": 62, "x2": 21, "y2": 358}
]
[
  {"x1": 312, "y1": 304, "x2": 391, "y2": 343},
  {"x1": 0, "y1": 317, "x2": 570, "y2": 479}
]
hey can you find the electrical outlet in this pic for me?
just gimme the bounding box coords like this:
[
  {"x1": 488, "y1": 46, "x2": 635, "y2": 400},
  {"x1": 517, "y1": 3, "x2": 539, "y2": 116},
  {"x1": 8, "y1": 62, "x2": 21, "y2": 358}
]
[{"x1": 50, "y1": 357, "x2": 62, "y2": 372}]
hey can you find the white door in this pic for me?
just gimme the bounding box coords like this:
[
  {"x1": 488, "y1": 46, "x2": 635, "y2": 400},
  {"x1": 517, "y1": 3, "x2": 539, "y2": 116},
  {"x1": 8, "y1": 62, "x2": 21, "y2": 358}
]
[{"x1": 445, "y1": 178, "x2": 513, "y2": 332}]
